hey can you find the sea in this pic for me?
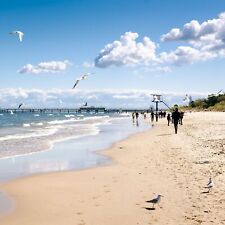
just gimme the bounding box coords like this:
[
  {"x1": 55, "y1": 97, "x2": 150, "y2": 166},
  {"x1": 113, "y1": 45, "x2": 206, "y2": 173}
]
[{"x1": 0, "y1": 111, "x2": 151, "y2": 182}]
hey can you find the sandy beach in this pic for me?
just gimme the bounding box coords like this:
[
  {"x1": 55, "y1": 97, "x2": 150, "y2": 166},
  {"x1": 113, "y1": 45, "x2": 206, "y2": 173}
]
[{"x1": 0, "y1": 112, "x2": 225, "y2": 225}]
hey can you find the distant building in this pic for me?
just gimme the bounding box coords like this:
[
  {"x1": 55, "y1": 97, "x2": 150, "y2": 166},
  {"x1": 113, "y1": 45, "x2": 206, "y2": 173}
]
[{"x1": 79, "y1": 106, "x2": 106, "y2": 113}]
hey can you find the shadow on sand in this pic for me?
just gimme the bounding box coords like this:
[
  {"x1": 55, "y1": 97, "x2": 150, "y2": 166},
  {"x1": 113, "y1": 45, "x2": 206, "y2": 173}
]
[
  {"x1": 144, "y1": 207, "x2": 156, "y2": 211},
  {"x1": 201, "y1": 190, "x2": 210, "y2": 194},
  {"x1": 157, "y1": 133, "x2": 172, "y2": 137}
]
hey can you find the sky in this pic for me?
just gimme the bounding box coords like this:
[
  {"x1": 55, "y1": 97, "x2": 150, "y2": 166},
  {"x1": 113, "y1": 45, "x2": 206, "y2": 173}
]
[{"x1": 0, "y1": 0, "x2": 225, "y2": 108}]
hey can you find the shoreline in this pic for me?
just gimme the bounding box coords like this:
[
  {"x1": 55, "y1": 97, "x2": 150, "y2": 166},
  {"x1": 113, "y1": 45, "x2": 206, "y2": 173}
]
[
  {"x1": 0, "y1": 112, "x2": 225, "y2": 224},
  {"x1": 0, "y1": 116, "x2": 150, "y2": 183}
]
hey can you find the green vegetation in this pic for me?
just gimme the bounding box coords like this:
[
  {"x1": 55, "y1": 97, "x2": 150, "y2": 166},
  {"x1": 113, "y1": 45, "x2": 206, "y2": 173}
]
[{"x1": 180, "y1": 93, "x2": 225, "y2": 111}]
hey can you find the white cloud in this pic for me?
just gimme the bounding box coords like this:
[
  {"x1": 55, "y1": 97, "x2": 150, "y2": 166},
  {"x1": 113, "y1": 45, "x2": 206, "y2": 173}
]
[
  {"x1": 94, "y1": 22, "x2": 225, "y2": 69},
  {"x1": 158, "y1": 12, "x2": 225, "y2": 65},
  {"x1": 95, "y1": 32, "x2": 158, "y2": 68},
  {"x1": 18, "y1": 60, "x2": 71, "y2": 74},
  {"x1": 160, "y1": 46, "x2": 216, "y2": 65},
  {"x1": 0, "y1": 88, "x2": 208, "y2": 109},
  {"x1": 161, "y1": 12, "x2": 225, "y2": 44}
]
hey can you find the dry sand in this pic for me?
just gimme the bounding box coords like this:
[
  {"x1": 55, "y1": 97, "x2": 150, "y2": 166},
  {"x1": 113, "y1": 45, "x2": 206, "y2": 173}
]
[{"x1": 0, "y1": 112, "x2": 225, "y2": 225}]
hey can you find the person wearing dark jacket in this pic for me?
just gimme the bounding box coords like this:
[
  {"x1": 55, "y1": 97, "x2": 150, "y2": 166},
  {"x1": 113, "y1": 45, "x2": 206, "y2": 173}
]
[
  {"x1": 172, "y1": 108, "x2": 180, "y2": 134},
  {"x1": 167, "y1": 113, "x2": 171, "y2": 126},
  {"x1": 179, "y1": 111, "x2": 184, "y2": 125},
  {"x1": 150, "y1": 111, "x2": 154, "y2": 122}
]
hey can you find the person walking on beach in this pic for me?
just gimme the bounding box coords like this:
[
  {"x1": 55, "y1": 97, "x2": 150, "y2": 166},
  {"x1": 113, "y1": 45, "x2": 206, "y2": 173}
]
[
  {"x1": 135, "y1": 112, "x2": 139, "y2": 120},
  {"x1": 132, "y1": 112, "x2": 135, "y2": 123},
  {"x1": 155, "y1": 112, "x2": 159, "y2": 122},
  {"x1": 167, "y1": 113, "x2": 171, "y2": 126},
  {"x1": 172, "y1": 108, "x2": 180, "y2": 134},
  {"x1": 150, "y1": 111, "x2": 154, "y2": 122},
  {"x1": 179, "y1": 111, "x2": 184, "y2": 125},
  {"x1": 135, "y1": 112, "x2": 139, "y2": 126},
  {"x1": 144, "y1": 112, "x2": 147, "y2": 119}
]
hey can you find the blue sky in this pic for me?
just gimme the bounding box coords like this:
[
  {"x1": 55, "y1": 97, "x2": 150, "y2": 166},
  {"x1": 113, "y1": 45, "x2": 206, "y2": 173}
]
[{"x1": 0, "y1": 0, "x2": 225, "y2": 107}]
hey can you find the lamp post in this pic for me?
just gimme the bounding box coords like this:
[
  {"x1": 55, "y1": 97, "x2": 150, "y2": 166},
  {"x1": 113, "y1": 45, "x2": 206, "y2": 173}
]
[{"x1": 151, "y1": 94, "x2": 163, "y2": 113}]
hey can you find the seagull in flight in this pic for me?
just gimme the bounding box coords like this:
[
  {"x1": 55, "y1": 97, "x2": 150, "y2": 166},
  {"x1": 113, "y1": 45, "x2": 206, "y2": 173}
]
[
  {"x1": 146, "y1": 194, "x2": 163, "y2": 208},
  {"x1": 205, "y1": 177, "x2": 214, "y2": 192},
  {"x1": 18, "y1": 103, "x2": 23, "y2": 109},
  {"x1": 72, "y1": 73, "x2": 94, "y2": 89},
  {"x1": 10, "y1": 31, "x2": 24, "y2": 42}
]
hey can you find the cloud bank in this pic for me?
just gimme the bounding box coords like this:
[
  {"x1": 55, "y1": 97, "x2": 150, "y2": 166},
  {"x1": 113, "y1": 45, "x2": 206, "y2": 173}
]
[
  {"x1": 0, "y1": 88, "x2": 207, "y2": 109},
  {"x1": 94, "y1": 12, "x2": 225, "y2": 69},
  {"x1": 18, "y1": 60, "x2": 71, "y2": 74},
  {"x1": 160, "y1": 12, "x2": 225, "y2": 64}
]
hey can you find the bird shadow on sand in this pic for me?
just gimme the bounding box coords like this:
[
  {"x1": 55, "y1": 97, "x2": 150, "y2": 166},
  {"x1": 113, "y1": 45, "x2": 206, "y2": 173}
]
[{"x1": 144, "y1": 207, "x2": 156, "y2": 211}]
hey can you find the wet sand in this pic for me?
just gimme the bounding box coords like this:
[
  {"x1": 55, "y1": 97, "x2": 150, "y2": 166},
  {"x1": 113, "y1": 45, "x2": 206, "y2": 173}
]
[{"x1": 0, "y1": 112, "x2": 225, "y2": 225}]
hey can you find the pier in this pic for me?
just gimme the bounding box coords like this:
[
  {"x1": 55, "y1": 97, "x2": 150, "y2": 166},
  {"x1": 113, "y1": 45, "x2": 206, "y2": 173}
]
[{"x1": 0, "y1": 107, "x2": 152, "y2": 114}]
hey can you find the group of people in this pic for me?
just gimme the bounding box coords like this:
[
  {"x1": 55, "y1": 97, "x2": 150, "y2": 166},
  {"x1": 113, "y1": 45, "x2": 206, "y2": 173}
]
[
  {"x1": 132, "y1": 108, "x2": 184, "y2": 134},
  {"x1": 150, "y1": 110, "x2": 167, "y2": 122},
  {"x1": 132, "y1": 111, "x2": 140, "y2": 126}
]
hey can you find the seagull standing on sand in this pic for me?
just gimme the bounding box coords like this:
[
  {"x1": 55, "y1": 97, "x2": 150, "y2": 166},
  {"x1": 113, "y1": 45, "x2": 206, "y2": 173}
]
[
  {"x1": 9, "y1": 31, "x2": 24, "y2": 42},
  {"x1": 146, "y1": 194, "x2": 163, "y2": 208},
  {"x1": 205, "y1": 177, "x2": 214, "y2": 192},
  {"x1": 72, "y1": 73, "x2": 93, "y2": 89}
]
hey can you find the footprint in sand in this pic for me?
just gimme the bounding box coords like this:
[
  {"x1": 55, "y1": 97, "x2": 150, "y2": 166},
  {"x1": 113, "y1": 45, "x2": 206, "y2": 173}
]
[
  {"x1": 92, "y1": 196, "x2": 98, "y2": 200},
  {"x1": 78, "y1": 220, "x2": 86, "y2": 225}
]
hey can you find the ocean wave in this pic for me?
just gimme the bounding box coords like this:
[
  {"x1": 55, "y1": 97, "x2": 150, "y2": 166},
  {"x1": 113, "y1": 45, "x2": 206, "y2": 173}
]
[
  {"x1": 82, "y1": 115, "x2": 110, "y2": 121},
  {"x1": 0, "y1": 127, "x2": 58, "y2": 141},
  {"x1": 48, "y1": 118, "x2": 78, "y2": 125},
  {"x1": 31, "y1": 122, "x2": 43, "y2": 126},
  {"x1": 23, "y1": 123, "x2": 31, "y2": 127},
  {"x1": 0, "y1": 124, "x2": 100, "y2": 160},
  {"x1": 64, "y1": 114, "x2": 75, "y2": 118}
]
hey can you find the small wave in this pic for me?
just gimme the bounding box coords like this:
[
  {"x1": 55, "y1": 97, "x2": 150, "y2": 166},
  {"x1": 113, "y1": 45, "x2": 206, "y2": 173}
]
[
  {"x1": 64, "y1": 114, "x2": 75, "y2": 118},
  {"x1": 32, "y1": 122, "x2": 43, "y2": 126},
  {"x1": 48, "y1": 118, "x2": 78, "y2": 125},
  {"x1": 34, "y1": 114, "x2": 40, "y2": 117},
  {"x1": 23, "y1": 123, "x2": 31, "y2": 127},
  {"x1": 82, "y1": 115, "x2": 110, "y2": 121},
  {"x1": 120, "y1": 112, "x2": 131, "y2": 117},
  {"x1": 48, "y1": 114, "x2": 53, "y2": 116},
  {"x1": 77, "y1": 114, "x2": 84, "y2": 117},
  {"x1": 0, "y1": 127, "x2": 58, "y2": 141},
  {"x1": 0, "y1": 114, "x2": 4, "y2": 116}
]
